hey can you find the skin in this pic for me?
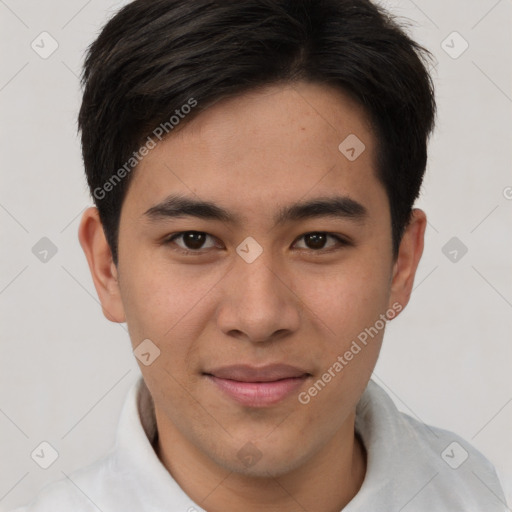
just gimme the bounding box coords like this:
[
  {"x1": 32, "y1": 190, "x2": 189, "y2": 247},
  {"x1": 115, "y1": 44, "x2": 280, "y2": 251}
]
[{"x1": 79, "y1": 81, "x2": 426, "y2": 512}]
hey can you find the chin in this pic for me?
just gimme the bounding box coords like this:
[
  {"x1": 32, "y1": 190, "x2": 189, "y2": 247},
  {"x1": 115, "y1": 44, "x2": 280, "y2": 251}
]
[
  {"x1": 211, "y1": 441, "x2": 310, "y2": 479},
  {"x1": 230, "y1": 458, "x2": 301, "y2": 479}
]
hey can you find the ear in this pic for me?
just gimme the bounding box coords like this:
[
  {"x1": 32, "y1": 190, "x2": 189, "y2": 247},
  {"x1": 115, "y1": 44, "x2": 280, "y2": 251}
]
[
  {"x1": 78, "y1": 207, "x2": 126, "y2": 323},
  {"x1": 388, "y1": 208, "x2": 426, "y2": 314}
]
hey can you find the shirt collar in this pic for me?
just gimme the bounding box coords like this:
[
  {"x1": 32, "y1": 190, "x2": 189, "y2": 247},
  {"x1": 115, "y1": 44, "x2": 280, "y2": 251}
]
[
  {"x1": 110, "y1": 376, "x2": 504, "y2": 511},
  {"x1": 112, "y1": 376, "x2": 389, "y2": 510},
  {"x1": 112, "y1": 377, "x2": 207, "y2": 511}
]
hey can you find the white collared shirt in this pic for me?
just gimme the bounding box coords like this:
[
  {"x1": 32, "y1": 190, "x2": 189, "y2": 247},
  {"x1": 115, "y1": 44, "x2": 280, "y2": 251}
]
[{"x1": 10, "y1": 376, "x2": 508, "y2": 511}]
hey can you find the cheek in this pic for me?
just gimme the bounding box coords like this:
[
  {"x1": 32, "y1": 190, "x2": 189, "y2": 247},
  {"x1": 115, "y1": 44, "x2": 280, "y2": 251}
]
[
  {"x1": 294, "y1": 257, "x2": 392, "y2": 342},
  {"x1": 118, "y1": 256, "x2": 226, "y2": 356},
  {"x1": 295, "y1": 263, "x2": 391, "y2": 416}
]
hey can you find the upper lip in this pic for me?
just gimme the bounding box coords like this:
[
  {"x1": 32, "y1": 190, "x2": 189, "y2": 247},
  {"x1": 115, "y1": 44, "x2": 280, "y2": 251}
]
[{"x1": 204, "y1": 364, "x2": 311, "y2": 382}]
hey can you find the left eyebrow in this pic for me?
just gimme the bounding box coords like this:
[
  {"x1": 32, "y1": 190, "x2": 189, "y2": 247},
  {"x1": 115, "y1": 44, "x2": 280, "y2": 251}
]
[
  {"x1": 143, "y1": 193, "x2": 367, "y2": 227},
  {"x1": 274, "y1": 195, "x2": 367, "y2": 226}
]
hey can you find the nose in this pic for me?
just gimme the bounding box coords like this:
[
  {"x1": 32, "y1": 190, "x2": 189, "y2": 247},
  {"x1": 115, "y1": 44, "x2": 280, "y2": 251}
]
[{"x1": 215, "y1": 252, "x2": 302, "y2": 345}]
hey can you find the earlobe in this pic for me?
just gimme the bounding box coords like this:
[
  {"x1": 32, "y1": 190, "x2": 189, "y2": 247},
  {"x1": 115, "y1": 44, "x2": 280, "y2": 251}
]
[
  {"x1": 78, "y1": 207, "x2": 126, "y2": 323},
  {"x1": 389, "y1": 208, "x2": 427, "y2": 313}
]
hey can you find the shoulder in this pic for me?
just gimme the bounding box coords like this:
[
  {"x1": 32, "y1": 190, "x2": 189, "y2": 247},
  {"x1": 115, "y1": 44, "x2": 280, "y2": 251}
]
[
  {"x1": 6, "y1": 478, "x2": 95, "y2": 512},
  {"x1": 6, "y1": 455, "x2": 117, "y2": 512},
  {"x1": 400, "y1": 410, "x2": 505, "y2": 499},
  {"x1": 8, "y1": 379, "x2": 147, "y2": 512},
  {"x1": 354, "y1": 380, "x2": 508, "y2": 510}
]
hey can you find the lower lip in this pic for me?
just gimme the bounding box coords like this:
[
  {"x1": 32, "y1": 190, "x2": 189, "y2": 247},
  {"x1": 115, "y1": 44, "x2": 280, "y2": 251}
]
[{"x1": 206, "y1": 375, "x2": 308, "y2": 407}]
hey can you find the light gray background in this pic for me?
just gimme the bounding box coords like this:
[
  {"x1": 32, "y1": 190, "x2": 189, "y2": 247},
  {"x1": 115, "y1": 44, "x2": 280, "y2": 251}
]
[{"x1": 1, "y1": 0, "x2": 511, "y2": 509}]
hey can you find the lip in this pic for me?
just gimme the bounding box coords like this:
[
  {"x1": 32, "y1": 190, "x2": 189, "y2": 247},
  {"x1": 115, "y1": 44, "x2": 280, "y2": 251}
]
[{"x1": 204, "y1": 364, "x2": 311, "y2": 407}]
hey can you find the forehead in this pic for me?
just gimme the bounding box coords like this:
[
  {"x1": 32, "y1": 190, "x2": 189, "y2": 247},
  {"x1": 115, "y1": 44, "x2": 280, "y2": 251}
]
[{"x1": 123, "y1": 81, "x2": 382, "y2": 222}]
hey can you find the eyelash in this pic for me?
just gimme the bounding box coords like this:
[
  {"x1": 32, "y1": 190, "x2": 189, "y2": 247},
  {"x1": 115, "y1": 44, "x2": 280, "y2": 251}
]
[{"x1": 163, "y1": 231, "x2": 351, "y2": 256}]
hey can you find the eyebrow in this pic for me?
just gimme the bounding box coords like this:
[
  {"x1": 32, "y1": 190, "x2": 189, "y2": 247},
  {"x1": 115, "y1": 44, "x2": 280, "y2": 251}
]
[{"x1": 143, "y1": 193, "x2": 367, "y2": 228}]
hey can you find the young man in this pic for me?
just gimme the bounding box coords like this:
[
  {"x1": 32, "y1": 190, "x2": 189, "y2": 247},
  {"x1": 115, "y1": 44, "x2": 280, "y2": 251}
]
[{"x1": 11, "y1": 0, "x2": 508, "y2": 510}]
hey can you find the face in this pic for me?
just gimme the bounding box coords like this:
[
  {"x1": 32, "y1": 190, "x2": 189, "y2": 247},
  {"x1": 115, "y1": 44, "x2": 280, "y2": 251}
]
[{"x1": 80, "y1": 81, "x2": 425, "y2": 478}]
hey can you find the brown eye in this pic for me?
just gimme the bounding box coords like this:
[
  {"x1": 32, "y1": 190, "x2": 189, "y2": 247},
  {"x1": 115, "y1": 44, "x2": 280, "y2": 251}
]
[
  {"x1": 304, "y1": 233, "x2": 328, "y2": 250},
  {"x1": 294, "y1": 232, "x2": 347, "y2": 251},
  {"x1": 166, "y1": 231, "x2": 217, "y2": 252}
]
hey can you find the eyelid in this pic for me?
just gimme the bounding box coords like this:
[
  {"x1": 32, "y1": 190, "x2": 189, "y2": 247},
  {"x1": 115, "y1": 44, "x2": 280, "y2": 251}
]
[
  {"x1": 165, "y1": 231, "x2": 220, "y2": 252},
  {"x1": 292, "y1": 233, "x2": 350, "y2": 251},
  {"x1": 163, "y1": 231, "x2": 352, "y2": 254}
]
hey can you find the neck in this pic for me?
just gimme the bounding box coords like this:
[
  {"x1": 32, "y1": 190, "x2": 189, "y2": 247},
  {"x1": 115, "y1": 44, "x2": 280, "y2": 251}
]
[{"x1": 154, "y1": 411, "x2": 366, "y2": 512}]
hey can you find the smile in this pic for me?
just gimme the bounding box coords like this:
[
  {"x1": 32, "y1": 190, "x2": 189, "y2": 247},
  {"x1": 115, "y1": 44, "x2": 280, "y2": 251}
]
[{"x1": 203, "y1": 364, "x2": 311, "y2": 407}]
